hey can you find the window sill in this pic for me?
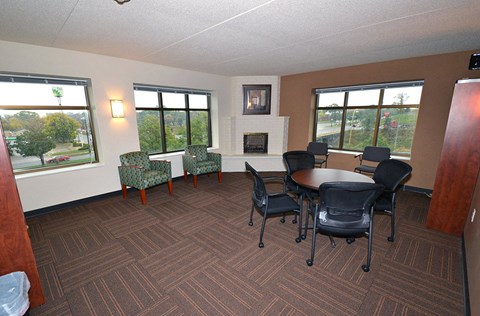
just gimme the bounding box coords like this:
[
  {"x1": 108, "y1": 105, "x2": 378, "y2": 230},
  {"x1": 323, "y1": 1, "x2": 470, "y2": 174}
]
[
  {"x1": 15, "y1": 162, "x2": 104, "y2": 180},
  {"x1": 149, "y1": 147, "x2": 220, "y2": 160},
  {"x1": 329, "y1": 149, "x2": 411, "y2": 161}
]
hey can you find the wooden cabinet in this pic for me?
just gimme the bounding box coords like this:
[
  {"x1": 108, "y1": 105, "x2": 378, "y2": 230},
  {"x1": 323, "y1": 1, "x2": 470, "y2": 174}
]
[
  {"x1": 426, "y1": 79, "x2": 480, "y2": 235},
  {"x1": 0, "y1": 121, "x2": 45, "y2": 307}
]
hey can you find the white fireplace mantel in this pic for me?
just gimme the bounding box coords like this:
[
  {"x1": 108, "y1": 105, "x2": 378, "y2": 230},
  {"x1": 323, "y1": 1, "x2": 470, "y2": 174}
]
[
  {"x1": 222, "y1": 116, "x2": 289, "y2": 155},
  {"x1": 221, "y1": 116, "x2": 289, "y2": 172},
  {"x1": 220, "y1": 76, "x2": 288, "y2": 172}
]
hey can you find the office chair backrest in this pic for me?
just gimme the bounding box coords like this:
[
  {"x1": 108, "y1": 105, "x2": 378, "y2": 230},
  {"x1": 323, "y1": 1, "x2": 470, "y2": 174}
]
[
  {"x1": 362, "y1": 146, "x2": 390, "y2": 163},
  {"x1": 245, "y1": 161, "x2": 267, "y2": 208},
  {"x1": 307, "y1": 142, "x2": 328, "y2": 156},
  {"x1": 283, "y1": 151, "x2": 315, "y2": 176},
  {"x1": 318, "y1": 182, "x2": 384, "y2": 225},
  {"x1": 373, "y1": 159, "x2": 412, "y2": 192}
]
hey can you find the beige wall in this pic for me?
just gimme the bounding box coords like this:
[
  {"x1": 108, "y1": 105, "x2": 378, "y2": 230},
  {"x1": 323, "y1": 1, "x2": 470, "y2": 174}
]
[
  {"x1": 0, "y1": 40, "x2": 231, "y2": 211},
  {"x1": 1, "y1": 39, "x2": 479, "y2": 209},
  {"x1": 279, "y1": 50, "x2": 480, "y2": 190}
]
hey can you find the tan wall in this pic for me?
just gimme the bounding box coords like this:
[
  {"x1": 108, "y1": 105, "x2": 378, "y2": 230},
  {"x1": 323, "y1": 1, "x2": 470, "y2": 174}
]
[{"x1": 280, "y1": 50, "x2": 480, "y2": 190}]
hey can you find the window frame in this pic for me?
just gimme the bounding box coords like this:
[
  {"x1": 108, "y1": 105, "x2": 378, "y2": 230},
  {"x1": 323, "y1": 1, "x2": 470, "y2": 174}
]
[
  {"x1": 0, "y1": 73, "x2": 98, "y2": 174},
  {"x1": 134, "y1": 84, "x2": 212, "y2": 155},
  {"x1": 313, "y1": 80, "x2": 423, "y2": 156}
]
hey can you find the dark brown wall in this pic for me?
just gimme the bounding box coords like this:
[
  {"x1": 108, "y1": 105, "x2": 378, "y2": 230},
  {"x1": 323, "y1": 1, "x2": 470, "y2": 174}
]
[{"x1": 280, "y1": 50, "x2": 480, "y2": 189}]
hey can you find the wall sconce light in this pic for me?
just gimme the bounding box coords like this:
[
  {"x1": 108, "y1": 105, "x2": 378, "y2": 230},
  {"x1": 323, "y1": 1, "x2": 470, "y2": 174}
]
[{"x1": 110, "y1": 100, "x2": 125, "y2": 118}]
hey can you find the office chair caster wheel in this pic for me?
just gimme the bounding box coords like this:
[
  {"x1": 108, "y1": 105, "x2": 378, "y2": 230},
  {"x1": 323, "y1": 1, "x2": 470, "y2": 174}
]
[
  {"x1": 280, "y1": 218, "x2": 285, "y2": 223},
  {"x1": 292, "y1": 219, "x2": 297, "y2": 224},
  {"x1": 387, "y1": 236, "x2": 394, "y2": 242},
  {"x1": 361, "y1": 265, "x2": 370, "y2": 272},
  {"x1": 346, "y1": 237, "x2": 355, "y2": 244},
  {"x1": 258, "y1": 242, "x2": 264, "y2": 248},
  {"x1": 295, "y1": 237, "x2": 301, "y2": 243},
  {"x1": 306, "y1": 259, "x2": 313, "y2": 266},
  {"x1": 301, "y1": 234, "x2": 306, "y2": 240},
  {"x1": 248, "y1": 221, "x2": 253, "y2": 226}
]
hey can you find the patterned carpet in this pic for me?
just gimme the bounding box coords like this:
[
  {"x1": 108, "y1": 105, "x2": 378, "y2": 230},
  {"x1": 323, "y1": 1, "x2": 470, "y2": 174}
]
[{"x1": 26, "y1": 171, "x2": 464, "y2": 315}]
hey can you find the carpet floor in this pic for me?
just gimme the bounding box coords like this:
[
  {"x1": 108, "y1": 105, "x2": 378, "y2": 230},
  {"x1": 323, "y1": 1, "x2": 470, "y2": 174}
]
[{"x1": 27, "y1": 171, "x2": 464, "y2": 315}]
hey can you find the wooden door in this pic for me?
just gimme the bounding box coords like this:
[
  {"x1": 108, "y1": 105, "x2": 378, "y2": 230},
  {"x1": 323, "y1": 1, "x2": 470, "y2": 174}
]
[{"x1": 427, "y1": 79, "x2": 480, "y2": 235}]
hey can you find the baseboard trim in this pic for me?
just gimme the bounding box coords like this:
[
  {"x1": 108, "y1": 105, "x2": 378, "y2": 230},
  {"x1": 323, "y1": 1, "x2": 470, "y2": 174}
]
[
  {"x1": 24, "y1": 176, "x2": 433, "y2": 218},
  {"x1": 403, "y1": 185, "x2": 433, "y2": 196},
  {"x1": 24, "y1": 176, "x2": 185, "y2": 219},
  {"x1": 24, "y1": 190, "x2": 122, "y2": 219}
]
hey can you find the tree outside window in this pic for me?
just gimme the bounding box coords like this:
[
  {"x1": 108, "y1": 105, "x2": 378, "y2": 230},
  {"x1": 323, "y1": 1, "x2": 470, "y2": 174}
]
[
  {"x1": 0, "y1": 75, "x2": 97, "y2": 173},
  {"x1": 314, "y1": 81, "x2": 423, "y2": 156},
  {"x1": 134, "y1": 86, "x2": 211, "y2": 154}
]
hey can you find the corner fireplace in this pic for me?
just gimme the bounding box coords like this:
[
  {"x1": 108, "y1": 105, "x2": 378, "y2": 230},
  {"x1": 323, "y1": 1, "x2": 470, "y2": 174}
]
[{"x1": 244, "y1": 133, "x2": 268, "y2": 154}]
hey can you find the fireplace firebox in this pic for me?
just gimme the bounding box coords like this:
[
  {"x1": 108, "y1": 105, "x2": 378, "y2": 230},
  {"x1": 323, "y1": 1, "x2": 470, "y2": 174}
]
[{"x1": 244, "y1": 133, "x2": 268, "y2": 154}]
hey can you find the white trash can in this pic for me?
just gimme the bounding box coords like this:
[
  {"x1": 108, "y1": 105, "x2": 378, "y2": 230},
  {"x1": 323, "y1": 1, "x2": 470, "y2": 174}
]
[{"x1": 0, "y1": 272, "x2": 30, "y2": 316}]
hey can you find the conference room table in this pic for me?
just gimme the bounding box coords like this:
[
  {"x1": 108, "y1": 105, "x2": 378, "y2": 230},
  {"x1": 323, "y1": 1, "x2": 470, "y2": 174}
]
[
  {"x1": 291, "y1": 168, "x2": 374, "y2": 238},
  {"x1": 291, "y1": 168, "x2": 374, "y2": 190}
]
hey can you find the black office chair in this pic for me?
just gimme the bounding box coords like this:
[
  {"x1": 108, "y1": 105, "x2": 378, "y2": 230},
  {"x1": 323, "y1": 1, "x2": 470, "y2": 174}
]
[
  {"x1": 283, "y1": 150, "x2": 316, "y2": 193},
  {"x1": 306, "y1": 181, "x2": 384, "y2": 272},
  {"x1": 307, "y1": 142, "x2": 329, "y2": 168},
  {"x1": 245, "y1": 161, "x2": 301, "y2": 248},
  {"x1": 354, "y1": 146, "x2": 390, "y2": 174},
  {"x1": 282, "y1": 150, "x2": 316, "y2": 239},
  {"x1": 373, "y1": 159, "x2": 412, "y2": 242}
]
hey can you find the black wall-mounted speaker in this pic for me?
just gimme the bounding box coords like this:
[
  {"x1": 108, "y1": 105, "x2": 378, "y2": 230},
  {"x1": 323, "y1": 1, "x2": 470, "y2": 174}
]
[{"x1": 469, "y1": 53, "x2": 480, "y2": 70}]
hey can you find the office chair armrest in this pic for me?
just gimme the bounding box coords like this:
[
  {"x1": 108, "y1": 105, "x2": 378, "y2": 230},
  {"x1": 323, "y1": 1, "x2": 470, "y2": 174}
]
[
  {"x1": 262, "y1": 175, "x2": 285, "y2": 183},
  {"x1": 383, "y1": 188, "x2": 396, "y2": 194},
  {"x1": 267, "y1": 192, "x2": 291, "y2": 198},
  {"x1": 261, "y1": 175, "x2": 287, "y2": 193}
]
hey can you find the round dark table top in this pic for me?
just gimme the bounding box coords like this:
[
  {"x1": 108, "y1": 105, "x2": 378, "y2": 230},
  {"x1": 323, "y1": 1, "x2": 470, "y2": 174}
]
[{"x1": 291, "y1": 168, "x2": 374, "y2": 190}]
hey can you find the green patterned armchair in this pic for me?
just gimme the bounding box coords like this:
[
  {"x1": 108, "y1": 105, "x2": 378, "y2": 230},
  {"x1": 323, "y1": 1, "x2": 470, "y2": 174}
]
[
  {"x1": 118, "y1": 151, "x2": 172, "y2": 204},
  {"x1": 182, "y1": 145, "x2": 222, "y2": 188}
]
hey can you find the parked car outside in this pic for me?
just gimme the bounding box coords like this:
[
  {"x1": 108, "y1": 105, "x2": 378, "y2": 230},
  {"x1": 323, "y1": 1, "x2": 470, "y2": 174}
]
[{"x1": 46, "y1": 155, "x2": 70, "y2": 163}]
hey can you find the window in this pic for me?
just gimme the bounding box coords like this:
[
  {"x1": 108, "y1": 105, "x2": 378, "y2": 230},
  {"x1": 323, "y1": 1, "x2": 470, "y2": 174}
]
[
  {"x1": 134, "y1": 84, "x2": 212, "y2": 154},
  {"x1": 314, "y1": 81, "x2": 423, "y2": 156},
  {"x1": 0, "y1": 74, "x2": 97, "y2": 173}
]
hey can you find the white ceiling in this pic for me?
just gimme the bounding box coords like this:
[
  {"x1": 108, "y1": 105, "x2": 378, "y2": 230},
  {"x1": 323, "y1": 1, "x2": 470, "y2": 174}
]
[{"x1": 1, "y1": 0, "x2": 480, "y2": 76}]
